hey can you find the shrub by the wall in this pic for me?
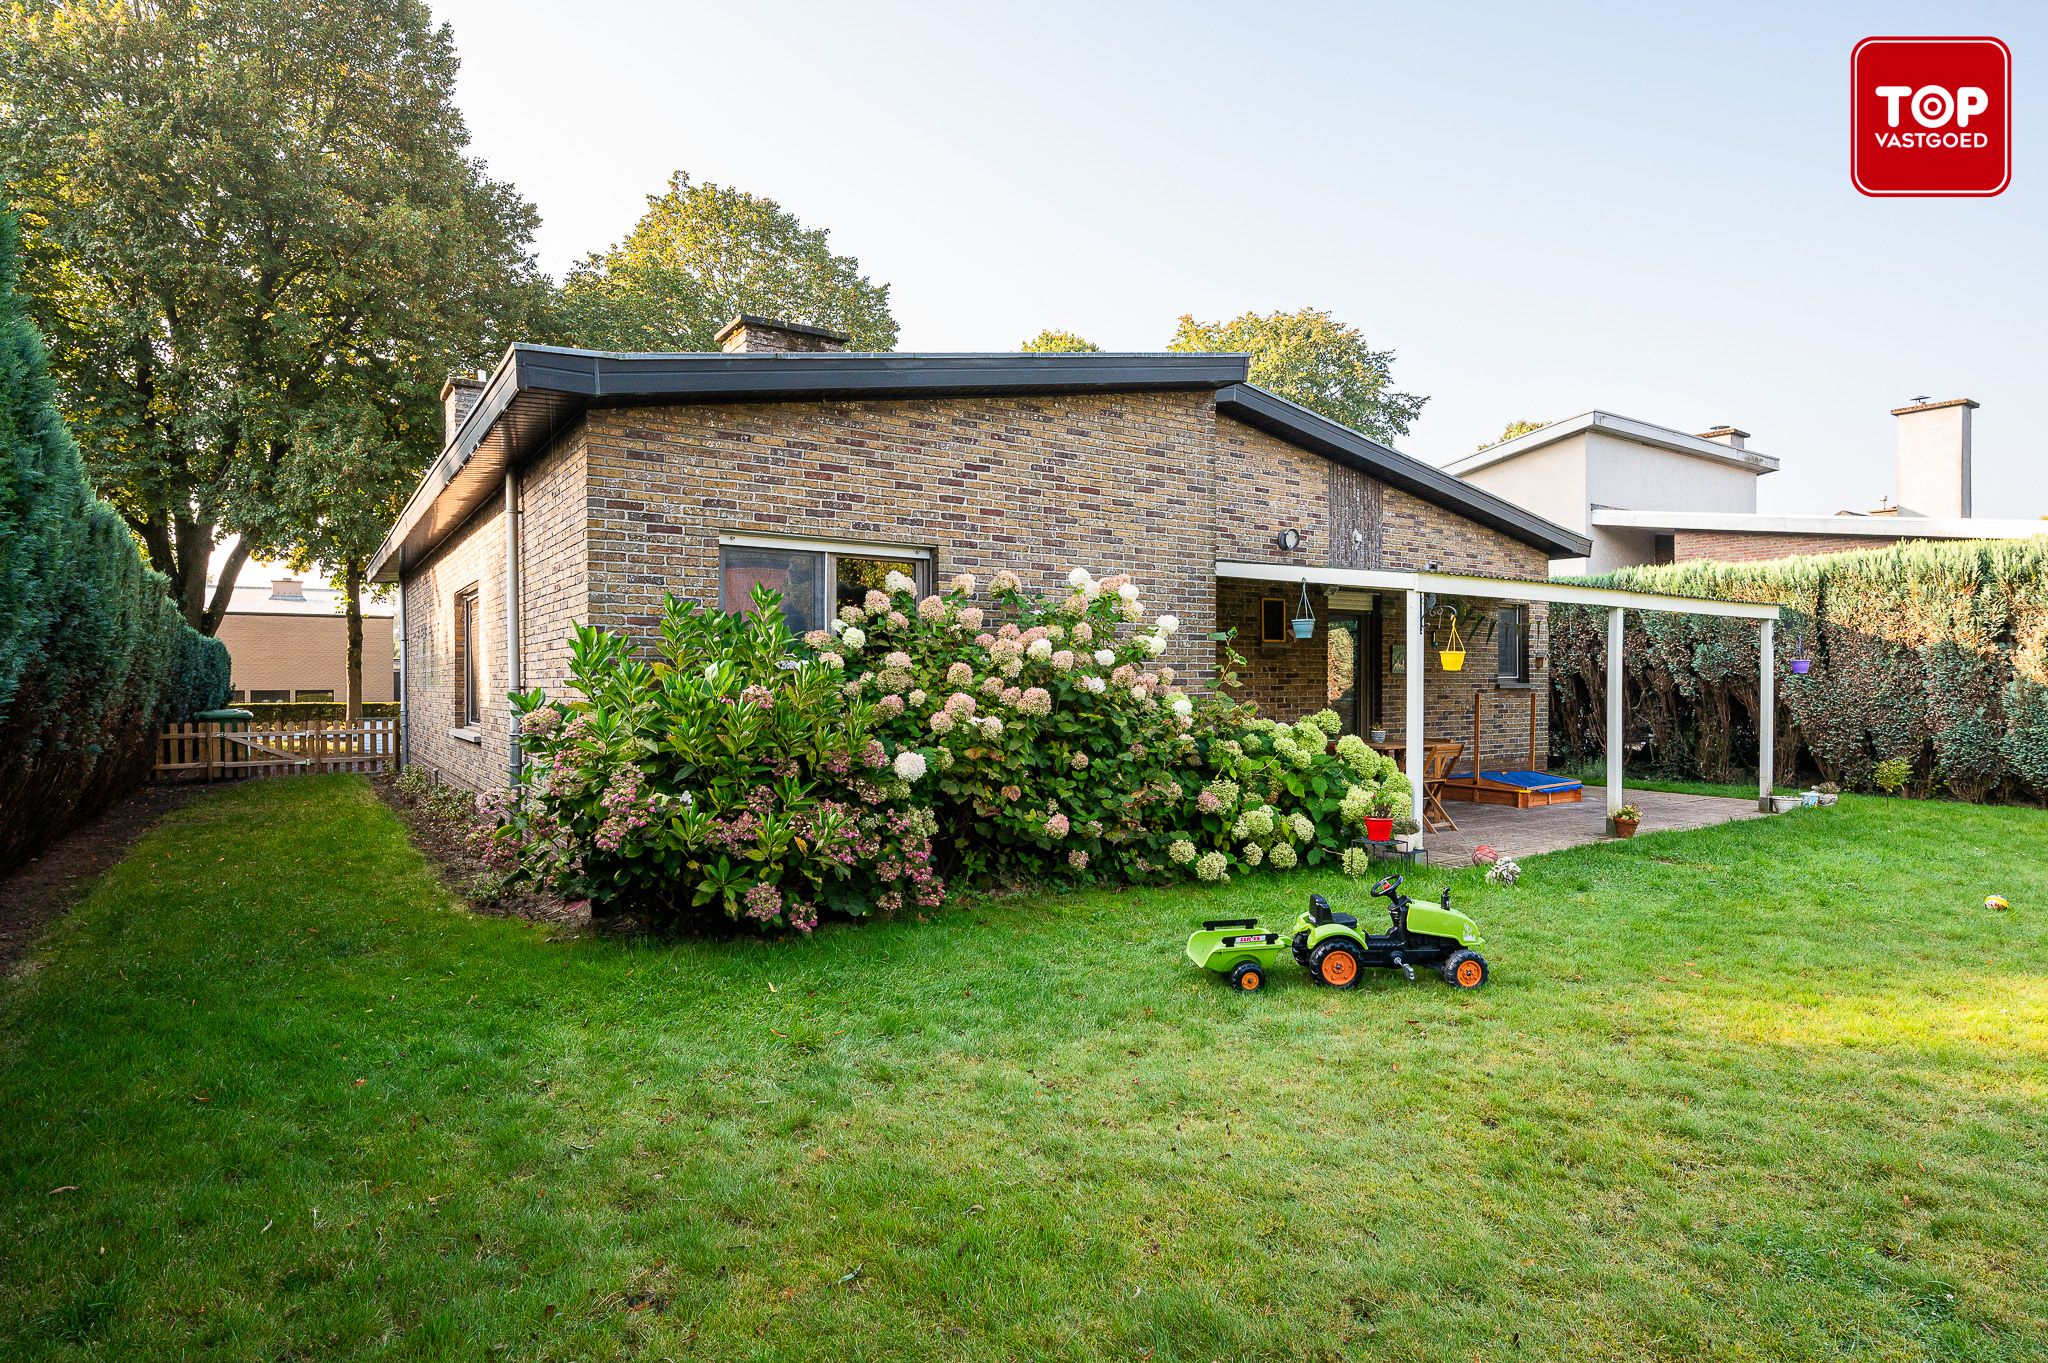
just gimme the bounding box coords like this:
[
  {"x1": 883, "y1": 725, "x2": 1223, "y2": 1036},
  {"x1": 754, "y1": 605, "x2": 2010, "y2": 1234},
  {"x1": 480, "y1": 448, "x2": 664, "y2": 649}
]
[
  {"x1": 1549, "y1": 540, "x2": 2048, "y2": 802},
  {"x1": 0, "y1": 211, "x2": 207, "y2": 869},
  {"x1": 164, "y1": 628, "x2": 232, "y2": 722},
  {"x1": 236, "y1": 700, "x2": 400, "y2": 722},
  {"x1": 485, "y1": 568, "x2": 1410, "y2": 930}
]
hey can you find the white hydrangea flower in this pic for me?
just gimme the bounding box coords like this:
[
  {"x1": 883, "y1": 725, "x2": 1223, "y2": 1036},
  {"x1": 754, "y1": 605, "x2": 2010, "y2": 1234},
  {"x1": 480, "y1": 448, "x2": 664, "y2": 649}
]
[
  {"x1": 1117, "y1": 581, "x2": 1139, "y2": 601},
  {"x1": 1082, "y1": 675, "x2": 1107, "y2": 694},
  {"x1": 1027, "y1": 637, "x2": 1053, "y2": 660},
  {"x1": 1171, "y1": 696, "x2": 1193, "y2": 718},
  {"x1": 893, "y1": 750, "x2": 927, "y2": 782},
  {"x1": 1067, "y1": 567, "x2": 1093, "y2": 588},
  {"x1": 884, "y1": 570, "x2": 917, "y2": 595},
  {"x1": 1157, "y1": 614, "x2": 1180, "y2": 635},
  {"x1": 1093, "y1": 649, "x2": 1115, "y2": 667},
  {"x1": 1142, "y1": 635, "x2": 1166, "y2": 656},
  {"x1": 840, "y1": 627, "x2": 866, "y2": 651}
]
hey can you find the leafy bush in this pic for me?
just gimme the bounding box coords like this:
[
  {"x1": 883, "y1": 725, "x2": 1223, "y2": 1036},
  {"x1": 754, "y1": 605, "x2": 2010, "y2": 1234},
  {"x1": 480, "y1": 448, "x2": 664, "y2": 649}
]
[
  {"x1": 1549, "y1": 541, "x2": 2048, "y2": 803},
  {"x1": 0, "y1": 210, "x2": 201, "y2": 870},
  {"x1": 484, "y1": 567, "x2": 1411, "y2": 930},
  {"x1": 163, "y1": 628, "x2": 232, "y2": 721},
  {"x1": 239, "y1": 700, "x2": 401, "y2": 722},
  {"x1": 1872, "y1": 757, "x2": 1913, "y2": 796}
]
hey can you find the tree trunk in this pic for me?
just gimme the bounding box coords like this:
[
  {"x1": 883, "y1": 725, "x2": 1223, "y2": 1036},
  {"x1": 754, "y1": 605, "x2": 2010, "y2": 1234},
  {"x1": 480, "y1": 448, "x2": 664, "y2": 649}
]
[{"x1": 342, "y1": 559, "x2": 366, "y2": 722}]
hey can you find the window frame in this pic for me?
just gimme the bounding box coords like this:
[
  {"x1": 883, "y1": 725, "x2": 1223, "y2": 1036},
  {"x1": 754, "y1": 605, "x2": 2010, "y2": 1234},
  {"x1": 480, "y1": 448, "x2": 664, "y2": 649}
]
[
  {"x1": 1497, "y1": 604, "x2": 1531, "y2": 683},
  {"x1": 452, "y1": 584, "x2": 481, "y2": 729},
  {"x1": 717, "y1": 536, "x2": 933, "y2": 633}
]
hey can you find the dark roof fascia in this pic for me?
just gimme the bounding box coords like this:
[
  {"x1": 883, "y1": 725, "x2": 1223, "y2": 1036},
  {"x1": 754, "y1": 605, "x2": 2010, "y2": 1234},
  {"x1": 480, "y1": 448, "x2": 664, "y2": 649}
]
[
  {"x1": 1214, "y1": 384, "x2": 1594, "y2": 560},
  {"x1": 370, "y1": 348, "x2": 1252, "y2": 582}
]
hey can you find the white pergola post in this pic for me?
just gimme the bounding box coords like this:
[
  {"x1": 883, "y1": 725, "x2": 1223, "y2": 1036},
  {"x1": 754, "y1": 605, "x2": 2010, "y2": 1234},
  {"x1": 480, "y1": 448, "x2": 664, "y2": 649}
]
[
  {"x1": 1758, "y1": 618, "x2": 1775, "y2": 811},
  {"x1": 1605, "y1": 606, "x2": 1624, "y2": 825},
  {"x1": 1405, "y1": 589, "x2": 1426, "y2": 840}
]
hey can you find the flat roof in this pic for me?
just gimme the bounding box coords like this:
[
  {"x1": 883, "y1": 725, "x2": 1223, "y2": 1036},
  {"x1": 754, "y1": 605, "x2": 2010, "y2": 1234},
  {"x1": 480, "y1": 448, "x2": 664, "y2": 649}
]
[
  {"x1": 1444, "y1": 410, "x2": 1781, "y2": 478},
  {"x1": 370, "y1": 346, "x2": 1590, "y2": 582}
]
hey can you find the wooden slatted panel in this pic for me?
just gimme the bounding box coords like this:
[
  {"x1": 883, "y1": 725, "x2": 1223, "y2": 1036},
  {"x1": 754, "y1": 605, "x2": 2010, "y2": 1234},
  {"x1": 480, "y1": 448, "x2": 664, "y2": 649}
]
[{"x1": 151, "y1": 718, "x2": 402, "y2": 782}]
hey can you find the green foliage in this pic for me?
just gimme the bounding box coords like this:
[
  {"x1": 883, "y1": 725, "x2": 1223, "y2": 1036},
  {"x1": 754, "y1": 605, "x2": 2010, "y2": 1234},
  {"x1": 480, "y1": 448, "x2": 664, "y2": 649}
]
[
  {"x1": 1167, "y1": 307, "x2": 1427, "y2": 442},
  {"x1": 240, "y1": 700, "x2": 400, "y2": 722},
  {"x1": 0, "y1": 210, "x2": 201, "y2": 869},
  {"x1": 0, "y1": 0, "x2": 546, "y2": 631},
  {"x1": 1019, "y1": 329, "x2": 1101, "y2": 353},
  {"x1": 1872, "y1": 757, "x2": 1913, "y2": 795},
  {"x1": 1549, "y1": 540, "x2": 2048, "y2": 802},
  {"x1": 554, "y1": 170, "x2": 897, "y2": 353},
  {"x1": 163, "y1": 629, "x2": 232, "y2": 722},
  {"x1": 485, "y1": 568, "x2": 1410, "y2": 928},
  {"x1": 1478, "y1": 418, "x2": 1550, "y2": 450}
]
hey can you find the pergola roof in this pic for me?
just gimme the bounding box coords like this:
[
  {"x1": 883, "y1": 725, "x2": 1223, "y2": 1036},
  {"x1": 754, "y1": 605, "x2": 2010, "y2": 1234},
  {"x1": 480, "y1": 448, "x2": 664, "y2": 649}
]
[{"x1": 1215, "y1": 561, "x2": 1781, "y2": 620}]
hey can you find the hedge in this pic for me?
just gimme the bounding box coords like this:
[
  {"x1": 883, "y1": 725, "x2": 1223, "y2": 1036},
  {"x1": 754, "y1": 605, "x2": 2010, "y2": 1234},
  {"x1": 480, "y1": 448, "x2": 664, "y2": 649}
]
[
  {"x1": 1548, "y1": 540, "x2": 2048, "y2": 802},
  {"x1": 235, "y1": 700, "x2": 400, "y2": 722},
  {"x1": 0, "y1": 211, "x2": 227, "y2": 871}
]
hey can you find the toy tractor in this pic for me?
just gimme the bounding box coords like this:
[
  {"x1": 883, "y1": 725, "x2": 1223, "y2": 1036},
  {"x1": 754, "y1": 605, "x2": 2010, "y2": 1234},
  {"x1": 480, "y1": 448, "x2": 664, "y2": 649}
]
[{"x1": 1186, "y1": 874, "x2": 1488, "y2": 992}]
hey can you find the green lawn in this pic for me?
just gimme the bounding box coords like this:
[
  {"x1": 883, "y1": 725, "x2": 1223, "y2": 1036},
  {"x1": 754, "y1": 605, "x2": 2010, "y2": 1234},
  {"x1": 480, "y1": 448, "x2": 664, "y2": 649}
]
[{"x1": 4, "y1": 776, "x2": 2046, "y2": 1362}]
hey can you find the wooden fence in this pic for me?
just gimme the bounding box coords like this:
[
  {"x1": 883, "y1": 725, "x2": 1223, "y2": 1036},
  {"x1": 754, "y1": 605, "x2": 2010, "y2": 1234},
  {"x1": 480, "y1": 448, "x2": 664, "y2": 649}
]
[{"x1": 152, "y1": 717, "x2": 400, "y2": 782}]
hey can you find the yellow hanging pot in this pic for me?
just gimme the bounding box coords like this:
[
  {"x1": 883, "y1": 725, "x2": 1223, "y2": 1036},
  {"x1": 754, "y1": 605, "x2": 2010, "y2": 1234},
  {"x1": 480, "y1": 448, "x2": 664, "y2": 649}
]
[{"x1": 1438, "y1": 614, "x2": 1466, "y2": 672}]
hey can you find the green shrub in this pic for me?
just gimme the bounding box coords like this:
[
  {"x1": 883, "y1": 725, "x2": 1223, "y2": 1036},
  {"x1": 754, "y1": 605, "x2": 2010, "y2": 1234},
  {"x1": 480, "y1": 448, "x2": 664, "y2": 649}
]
[
  {"x1": 1549, "y1": 541, "x2": 2048, "y2": 803},
  {"x1": 0, "y1": 210, "x2": 197, "y2": 870},
  {"x1": 164, "y1": 628, "x2": 232, "y2": 722},
  {"x1": 485, "y1": 567, "x2": 1410, "y2": 930},
  {"x1": 238, "y1": 700, "x2": 400, "y2": 722},
  {"x1": 1872, "y1": 756, "x2": 1913, "y2": 796}
]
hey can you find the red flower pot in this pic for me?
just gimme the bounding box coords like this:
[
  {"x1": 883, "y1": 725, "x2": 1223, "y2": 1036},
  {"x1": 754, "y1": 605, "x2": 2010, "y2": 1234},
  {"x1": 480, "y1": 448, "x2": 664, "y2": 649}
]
[{"x1": 1364, "y1": 817, "x2": 1394, "y2": 842}]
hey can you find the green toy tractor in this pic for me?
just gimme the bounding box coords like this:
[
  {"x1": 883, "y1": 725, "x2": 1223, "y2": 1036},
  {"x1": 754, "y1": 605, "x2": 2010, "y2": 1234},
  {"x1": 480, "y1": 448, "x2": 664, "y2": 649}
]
[{"x1": 1186, "y1": 875, "x2": 1488, "y2": 992}]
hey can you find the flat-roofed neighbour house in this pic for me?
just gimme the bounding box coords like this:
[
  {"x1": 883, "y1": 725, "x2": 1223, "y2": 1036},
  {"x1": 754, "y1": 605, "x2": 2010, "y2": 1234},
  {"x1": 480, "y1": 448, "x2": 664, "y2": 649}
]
[
  {"x1": 370, "y1": 317, "x2": 1782, "y2": 835},
  {"x1": 210, "y1": 575, "x2": 396, "y2": 705}
]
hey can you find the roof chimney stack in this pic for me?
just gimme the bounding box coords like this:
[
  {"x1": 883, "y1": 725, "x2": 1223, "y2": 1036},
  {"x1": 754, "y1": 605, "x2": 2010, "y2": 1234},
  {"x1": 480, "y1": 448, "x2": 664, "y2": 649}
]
[
  {"x1": 715, "y1": 314, "x2": 851, "y2": 355},
  {"x1": 1696, "y1": 425, "x2": 1750, "y2": 451},
  {"x1": 1891, "y1": 397, "x2": 1978, "y2": 518},
  {"x1": 441, "y1": 374, "x2": 485, "y2": 450}
]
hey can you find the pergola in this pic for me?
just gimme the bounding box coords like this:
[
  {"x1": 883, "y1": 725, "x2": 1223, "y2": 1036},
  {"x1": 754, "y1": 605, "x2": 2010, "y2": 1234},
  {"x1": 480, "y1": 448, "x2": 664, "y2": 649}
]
[{"x1": 1215, "y1": 562, "x2": 1783, "y2": 845}]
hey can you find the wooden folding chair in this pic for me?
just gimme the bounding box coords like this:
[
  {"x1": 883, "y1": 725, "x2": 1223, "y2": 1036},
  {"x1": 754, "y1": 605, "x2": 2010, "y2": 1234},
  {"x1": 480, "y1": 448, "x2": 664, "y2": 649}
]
[{"x1": 1422, "y1": 742, "x2": 1462, "y2": 833}]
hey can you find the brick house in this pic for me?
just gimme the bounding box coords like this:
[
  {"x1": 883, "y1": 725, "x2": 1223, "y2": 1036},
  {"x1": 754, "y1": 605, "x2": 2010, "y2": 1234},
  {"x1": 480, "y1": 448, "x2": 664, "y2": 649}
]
[{"x1": 369, "y1": 317, "x2": 1592, "y2": 796}]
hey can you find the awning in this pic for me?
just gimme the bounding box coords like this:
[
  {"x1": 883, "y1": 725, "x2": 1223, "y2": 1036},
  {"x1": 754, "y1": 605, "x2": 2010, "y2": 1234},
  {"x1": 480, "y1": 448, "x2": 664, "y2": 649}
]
[{"x1": 1214, "y1": 560, "x2": 1780, "y2": 620}]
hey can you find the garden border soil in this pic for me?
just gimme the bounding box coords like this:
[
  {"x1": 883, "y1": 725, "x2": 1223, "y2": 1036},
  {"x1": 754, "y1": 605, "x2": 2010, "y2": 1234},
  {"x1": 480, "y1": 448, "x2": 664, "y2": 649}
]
[{"x1": 0, "y1": 784, "x2": 201, "y2": 973}]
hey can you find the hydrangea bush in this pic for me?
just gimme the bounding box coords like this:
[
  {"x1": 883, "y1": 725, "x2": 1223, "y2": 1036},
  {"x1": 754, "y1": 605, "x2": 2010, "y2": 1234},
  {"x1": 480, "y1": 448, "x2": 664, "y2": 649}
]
[{"x1": 482, "y1": 567, "x2": 1412, "y2": 931}]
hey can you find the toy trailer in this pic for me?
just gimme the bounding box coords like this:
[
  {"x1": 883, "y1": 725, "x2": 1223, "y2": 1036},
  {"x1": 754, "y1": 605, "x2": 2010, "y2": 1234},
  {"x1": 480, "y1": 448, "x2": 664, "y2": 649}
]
[{"x1": 1184, "y1": 918, "x2": 1288, "y2": 991}]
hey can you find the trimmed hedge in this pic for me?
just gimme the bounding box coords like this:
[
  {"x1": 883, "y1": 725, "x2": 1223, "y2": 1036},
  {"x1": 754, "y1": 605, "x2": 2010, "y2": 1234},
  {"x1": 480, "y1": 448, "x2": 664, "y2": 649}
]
[
  {"x1": 1549, "y1": 540, "x2": 2048, "y2": 802},
  {"x1": 0, "y1": 211, "x2": 226, "y2": 870},
  {"x1": 235, "y1": 701, "x2": 399, "y2": 722}
]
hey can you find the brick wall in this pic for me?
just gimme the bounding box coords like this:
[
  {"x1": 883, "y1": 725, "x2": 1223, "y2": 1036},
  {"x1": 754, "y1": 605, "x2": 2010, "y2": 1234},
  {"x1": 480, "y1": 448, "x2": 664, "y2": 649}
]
[
  {"x1": 403, "y1": 386, "x2": 1559, "y2": 788},
  {"x1": 402, "y1": 431, "x2": 587, "y2": 789},
  {"x1": 1672, "y1": 528, "x2": 1917, "y2": 564},
  {"x1": 219, "y1": 612, "x2": 395, "y2": 702}
]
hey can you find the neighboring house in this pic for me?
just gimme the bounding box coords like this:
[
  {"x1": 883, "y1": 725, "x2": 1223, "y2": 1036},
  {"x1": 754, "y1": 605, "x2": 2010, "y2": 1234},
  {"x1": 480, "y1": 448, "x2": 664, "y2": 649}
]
[
  {"x1": 1446, "y1": 398, "x2": 2048, "y2": 574},
  {"x1": 210, "y1": 575, "x2": 397, "y2": 704},
  {"x1": 368, "y1": 316, "x2": 1594, "y2": 792}
]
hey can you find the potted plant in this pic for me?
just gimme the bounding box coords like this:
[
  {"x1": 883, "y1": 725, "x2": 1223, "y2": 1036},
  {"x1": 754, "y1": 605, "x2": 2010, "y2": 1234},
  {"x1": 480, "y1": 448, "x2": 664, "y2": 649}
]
[
  {"x1": 1813, "y1": 781, "x2": 1840, "y2": 807},
  {"x1": 1611, "y1": 803, "x2": 1642, "y2": 838},
  {"x1": 1364, "y1": 788, "x2": 1397, "y2": 843},
  {"x1": 1369, "y1": 725, "x2": 1388, "y2": 744},
  {"x1": 1291, "y1": 579, "x2": 1316, "y2": 640},
  {"x1": 1390, "y1": 815, "x2": 1420, "y2": 852}
]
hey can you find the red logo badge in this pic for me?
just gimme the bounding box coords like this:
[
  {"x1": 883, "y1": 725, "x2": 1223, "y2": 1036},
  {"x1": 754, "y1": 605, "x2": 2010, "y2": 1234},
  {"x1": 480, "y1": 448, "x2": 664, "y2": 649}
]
[{"x1": 1852, "y1": 37, "x2": 2011, "y2": 197}]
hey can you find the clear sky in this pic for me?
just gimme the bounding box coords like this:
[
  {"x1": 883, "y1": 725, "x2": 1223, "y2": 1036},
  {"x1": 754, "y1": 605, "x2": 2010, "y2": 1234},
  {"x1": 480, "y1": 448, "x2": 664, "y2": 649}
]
[{"x1": 428, "y1": 0, "x2": 2045, "y2": 517}]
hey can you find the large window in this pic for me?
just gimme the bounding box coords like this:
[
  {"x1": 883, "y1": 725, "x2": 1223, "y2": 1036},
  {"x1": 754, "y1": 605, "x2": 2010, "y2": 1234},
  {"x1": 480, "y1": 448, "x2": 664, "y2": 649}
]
[
  {"x1": 719, "y1": 539, "x2": 930, "y2": 635},
  {"x1": 453, "y1": 585, "x2": 480, "y2": 727},
  {"x1": 1497, "y1": 604, "x2": 1530, "y2": 682}
]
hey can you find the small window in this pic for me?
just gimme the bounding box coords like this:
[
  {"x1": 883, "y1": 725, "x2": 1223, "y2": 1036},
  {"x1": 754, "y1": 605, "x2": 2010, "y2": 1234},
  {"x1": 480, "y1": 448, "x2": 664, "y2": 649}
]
[
  {"x1": 294, "y1": 689, "x2": 334, "y2": 702},
  {"x1": 1497, "y1": 605, "x2": 1530, "y2": 682},
  {"x1": 719, "y1": 543, "x2": 928, "y2": 635},
  {"x1": 249, "y1": 689, "x2": 290, "y2": 703},
  {"x1": 453, "y1": 585, "x2": 481, "y2": 727},
  {"x1": 1260, "y1": 597, "x2": 1287, "y2": 644}
]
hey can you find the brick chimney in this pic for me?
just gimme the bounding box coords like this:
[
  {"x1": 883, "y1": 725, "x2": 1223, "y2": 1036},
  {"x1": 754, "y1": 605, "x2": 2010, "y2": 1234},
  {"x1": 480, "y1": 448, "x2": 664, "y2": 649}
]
[
  {"x1": 1696, "y1": 425, "x2": 1750, "y2": 450},
  {"x1": 715, "y1": 314, "x2": 851, "y2": 354},
  {"x1": 1892, "y1": 397, "x2": 1978, "y2": 518},
  {"x1": 440, "y1": 374, "x2": 485, "y2": 449}
]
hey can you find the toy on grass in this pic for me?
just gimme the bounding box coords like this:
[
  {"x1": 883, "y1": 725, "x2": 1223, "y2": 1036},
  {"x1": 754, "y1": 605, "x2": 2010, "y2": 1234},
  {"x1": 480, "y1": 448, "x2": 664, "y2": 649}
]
[
  {"x1": 1186, "y1": 874, "x2": 1488, "y2": 991},
  {"x1": 1986, "y1": 895, "x2": 2010, "y2": 912}
]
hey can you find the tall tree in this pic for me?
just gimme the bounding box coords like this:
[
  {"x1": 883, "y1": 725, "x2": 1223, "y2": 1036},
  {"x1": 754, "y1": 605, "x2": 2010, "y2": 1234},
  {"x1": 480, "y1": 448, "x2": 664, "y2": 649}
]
[
  {"x1": 556, "y1": 171, "x2": 897, "y2": 352},
  {"x1": 1167, "y1": 308, "x2": 1427, "y2": 443},
  {"x1": 1478, "y1": 419, "x2": 1550, "y2": 451},
  {"x1": 1020, "y1": 329, "x2": 1100, "y2": 353},
  {"x1": 0, "y1": 0, "x2": 545, "y2": 634}
]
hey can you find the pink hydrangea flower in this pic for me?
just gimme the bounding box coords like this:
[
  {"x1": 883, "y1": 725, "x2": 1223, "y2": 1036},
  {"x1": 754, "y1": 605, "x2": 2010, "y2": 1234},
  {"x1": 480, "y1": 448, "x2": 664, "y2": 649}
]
[
  {"x1": 991, "y1": 570, "x2": 1022, "y2": 593},
  {"x1": 917, "y1": 595, "x2": 947, "y2": 621},
  {"x1": 958, "y1": 606, "x2": 984, "y2": 630},
  {"x1": 1045, "y1": 812, "x2": 1071, "y2": 838},
  {"x1": 864, "y1": 589, "x2": 891, "y2": 613},
  {"x1": 1052, "y1": 650, "x2": 1076, "y2": 671},
  {"x1": 1018, "y1": 687, "x2": 1052, "y2": 716}
]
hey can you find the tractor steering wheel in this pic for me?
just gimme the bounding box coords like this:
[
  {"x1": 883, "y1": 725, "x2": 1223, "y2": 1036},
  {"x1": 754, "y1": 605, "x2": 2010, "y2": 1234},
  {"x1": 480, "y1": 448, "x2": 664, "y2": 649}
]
[{"x1": 1372, "y1": 874, "x2": 1403, "y2": 898}]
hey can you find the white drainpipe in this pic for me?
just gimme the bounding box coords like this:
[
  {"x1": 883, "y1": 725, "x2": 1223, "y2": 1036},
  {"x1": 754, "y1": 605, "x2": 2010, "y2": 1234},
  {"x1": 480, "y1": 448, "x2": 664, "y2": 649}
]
[{"x1": 503, "y1": 469, "x2": 522, "y2": 782}]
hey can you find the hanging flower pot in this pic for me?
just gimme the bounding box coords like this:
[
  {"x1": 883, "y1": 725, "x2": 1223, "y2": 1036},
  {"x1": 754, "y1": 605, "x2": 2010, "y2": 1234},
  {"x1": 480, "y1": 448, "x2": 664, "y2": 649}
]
[
  {"x1": 1291, "y1": 578, "x2": 1315, "y2": 640},
  {"x1": 1437, "y1": 611, "x2": 1466, "y2": 672},
  {"x1": 1789, "y1": 634, "x2": 1811, "y2": 674}
]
